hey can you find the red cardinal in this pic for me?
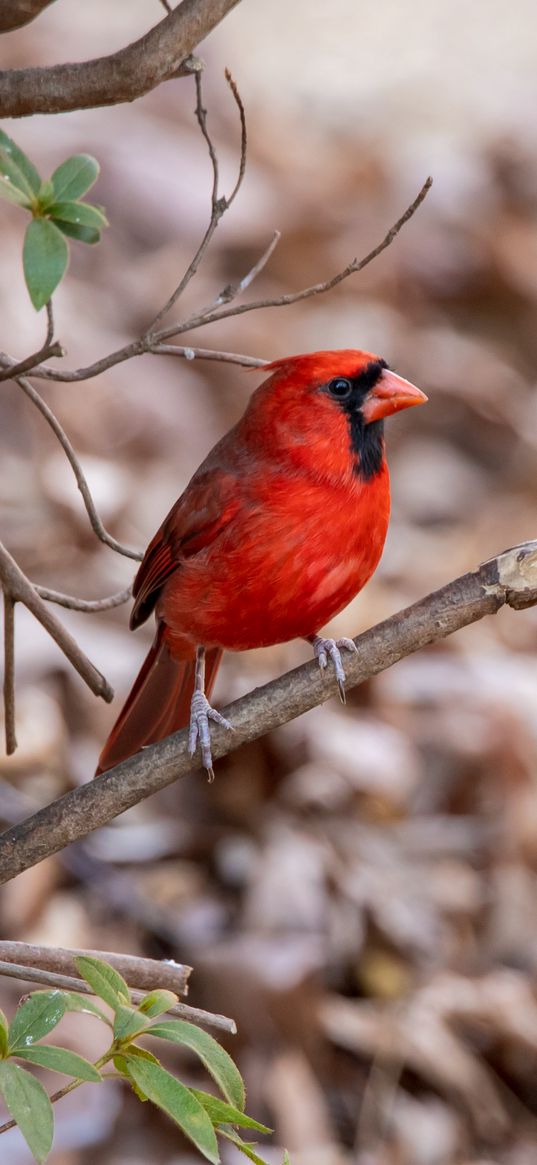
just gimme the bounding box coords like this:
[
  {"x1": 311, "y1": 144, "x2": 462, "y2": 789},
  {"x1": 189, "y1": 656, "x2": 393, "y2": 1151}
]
[{"x1": 97, "y1": 350, "x2": 426, "y2": 777}]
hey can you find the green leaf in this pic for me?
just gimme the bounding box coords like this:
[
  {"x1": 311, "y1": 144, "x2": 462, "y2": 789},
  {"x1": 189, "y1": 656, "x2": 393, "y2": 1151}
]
[
  {"x1": 191, "y1": 1089, "x2": 271, "y2": 1134},
  {"x1": 0, "y1": 129, "x2": 40, "y2": 195},
  {"x1": 221, "y1": 1129, "x2": 270, "y2": 1165},
  {"x1": 138, "y1": 990, "x2": 178, "y2": 1019},
  {"x1": 60, "y1": 991, "x2": 111, "y2": 1024},
  {"x1": 23, "y1": 218, "x2": 68, "y2": 310},
  {"x1": 8, "y1": 991, "x2": 66, "y2": 1051},
  {"x1": 50, "y1": 154, "x2": 99, "y2": 201},
  {"x1": 37, "y1": 179, "x2": 56, "y2": 211},
  {"x1": 54, "y1": 219, "x2": 100, "y2": 244},
  {"x1": 0, "y1": 172, "x2": 32, "y2": 207},
  {"x1": 147, "y1": 1020, "x2": 245, "y2": 1110},
  {"x1": 114, "y1": 1045, "x2": 160, "y2": 1100},
  {"x1": 114, "y1": 1045, "x2": 160, "y2": 1074},
  {"x1": 113, "y1": 1004, "x2": 151, "y2": 1044},
  {"x1": 0, "y1": 1061, "x2": 53, "y2": 1164},
  {"x1": 48, "y1": 200, "x2": 108, "y2": 229},
  {"x1": 0, "y1": 1009, "x2": 8, "y2": 1057},
  {"x1": 123, "y1": 1055, "x2": 219, "y2": 1163},
  {"x1": 16, "y1": 1044, "x2": 102, "y2": 1082},
  {"x1": 74, "y1": 956, "x2": 130, "y2": 1010}
]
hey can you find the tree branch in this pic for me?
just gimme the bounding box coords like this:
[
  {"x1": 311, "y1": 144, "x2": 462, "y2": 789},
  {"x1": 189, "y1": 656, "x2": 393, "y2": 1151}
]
[
  {"x1": 0, "y1": 0, "x2": 57, "y2": 34},
  {"x1": 0, "y1": 941, "x2": 191, "y2": 995},
  {"x1": 0, "y1": 541, "x2": 114, "y2": 704},
  {"x1": 1, "y1": 540, "x2": 535, "y2": 885},
  {"x1": 0, "y1": 0, "x2": 241, "y2": 118}
]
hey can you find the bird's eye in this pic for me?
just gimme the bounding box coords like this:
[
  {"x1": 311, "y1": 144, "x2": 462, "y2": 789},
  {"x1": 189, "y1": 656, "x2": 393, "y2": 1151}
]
[{"x1": 327, "y1": 377, "x2": 353, "y2": 400}]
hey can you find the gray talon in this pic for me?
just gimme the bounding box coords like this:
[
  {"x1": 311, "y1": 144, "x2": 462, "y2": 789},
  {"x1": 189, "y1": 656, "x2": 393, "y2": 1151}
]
[
  {"x1": 312, "y1": 636, "x2": 357, "y2": 702},
  {"x1": 188, "y1": 690, "x2": 233, "y2": 779}
]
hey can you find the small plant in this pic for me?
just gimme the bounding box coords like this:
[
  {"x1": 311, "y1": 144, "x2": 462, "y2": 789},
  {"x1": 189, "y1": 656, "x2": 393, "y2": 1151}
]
[
  {"x1": 0, "y1": 129, "x2": 108, "y2": 310},
  {"x1": 0, "y1": 956, "x2": 274, "y2": 1164}
]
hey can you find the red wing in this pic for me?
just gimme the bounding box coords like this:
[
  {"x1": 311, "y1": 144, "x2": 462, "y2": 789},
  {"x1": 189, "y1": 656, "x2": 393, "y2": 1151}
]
[{"x1": 130, "y1": 471, "x2": 240, "y2": 629}]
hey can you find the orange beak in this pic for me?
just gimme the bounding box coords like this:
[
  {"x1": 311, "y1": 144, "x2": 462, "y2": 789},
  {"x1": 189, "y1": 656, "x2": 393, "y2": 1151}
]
[{"x1": 362, "y1": 369, "x2": 428, "y2": 423}]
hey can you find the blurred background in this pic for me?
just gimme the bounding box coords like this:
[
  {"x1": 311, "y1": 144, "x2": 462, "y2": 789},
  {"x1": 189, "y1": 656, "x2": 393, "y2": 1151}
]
[{"x1": 2, "y1": 1, "x2": 537, "y2": 1162}]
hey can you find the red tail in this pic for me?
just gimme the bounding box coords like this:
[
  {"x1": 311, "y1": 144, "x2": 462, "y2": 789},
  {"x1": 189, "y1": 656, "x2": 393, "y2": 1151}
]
[{"x1": 96, "y1": 625, "x2": 222, "y2": 774}]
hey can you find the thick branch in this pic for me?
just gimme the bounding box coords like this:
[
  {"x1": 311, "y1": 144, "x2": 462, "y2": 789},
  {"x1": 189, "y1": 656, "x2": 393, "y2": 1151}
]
[
  {"x1": 0, "y1": 541, "x2": 535, "y2": 884},
  {"x1": 0, "y1": 0, "x2": 57, "y2": 33},
  {"x1": 0, "y1": 0, "x2": 241, "y2": 118}
]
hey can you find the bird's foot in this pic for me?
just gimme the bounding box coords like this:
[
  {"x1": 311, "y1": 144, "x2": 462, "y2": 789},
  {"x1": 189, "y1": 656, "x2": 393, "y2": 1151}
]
[
  {"x1": 188, "y1": 690, "x2": 233, "y2": 781},
  {"x1": 311, "y1": 635, "x2": 357, "y2": 703}
]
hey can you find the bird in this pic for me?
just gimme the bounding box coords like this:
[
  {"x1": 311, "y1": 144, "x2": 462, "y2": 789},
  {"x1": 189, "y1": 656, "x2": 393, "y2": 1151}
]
[{"x1": 96, "y1": 349, "x2": 427, "y2": 778}]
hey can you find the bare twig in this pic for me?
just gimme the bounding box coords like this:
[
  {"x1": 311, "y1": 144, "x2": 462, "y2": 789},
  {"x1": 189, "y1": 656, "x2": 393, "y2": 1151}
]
[
  {"x1": 33, "y1": 584, "x2": 132, "y2": 613},
  {"x1": 20, "y1": 341, "x2": 264, "y2": 381},
  {"x1": 2, "y1": 593, "x2": 16, "y2": 755},
  {"x1": 157, "y1": 176, "x2": 434, "y2": 341},
  {"x1": 230, "y1": 229, "x2": 281, "y2": 296},
  {"x1": 0, "y1": 0, "x2": 241, "y2": 117},
  {"x1": 145, "y1": 68, "x2": 248, "y2": 335},
  {"x1": 0, "y1": 959, "x2": 236, "y2": 1032},
  {"x1": 45, "y1": 299, "x2": 54, "y2": 346},
  {"x1": 150, "y1": 344, "x2": 266, "y2": 368},
  {"x1": 0, "y1": 339, "x2": 63, "y2": 382},
  {"x1": 223, "y1": 68, "x2": 247, "y2": 205},
  {"x1": 16, "y1": 180, "x2": 432, "y2": 387},
  {"x1": 0, "y1": 941, "x2": 191, "y2": 995},
  {"x1": 0, "y1": 540, "x2": 536, "y2": 884},
  {"x1": 0, "y1": 541, "x2": 114, "y2": 703},
  {"x1": 0, "y1": 362, "x2": 143, "y2": 561}
]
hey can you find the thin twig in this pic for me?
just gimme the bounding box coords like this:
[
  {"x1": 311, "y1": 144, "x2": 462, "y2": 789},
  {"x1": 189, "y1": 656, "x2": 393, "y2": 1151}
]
[
  {"x1": 144, "y1": 67, "x2": 244, "y2": 335},
  {"x1": 2, "y1": 593, "x2": 16, "y2": 755},
  {"x1": 33, "y1": 584, "x2": 132, "y2": 613},
  {"x1": 0, "y1": 540, "x2": 536, "y2": 884},
  {"x1": 0, "y1": 341, "x2": 63, "y2": 382},
  {"x1": 0, "y1": 1052, "x2": 112, "y2": 1138},
  {"x1": 233, "y1": 229, "x2": 281, "y2": 295},
  {"x1": 45, "y1": 300, "x2": 54, "y2": 346},
  {"x1": 19, "y1": 180, "x2": 431, "y2": 386},
  {"x1": 195, "y1": 68, "x2": 220, "y2": 208},
  {"x1": 0, "y1": 960, "x2": 236, "y2": 1032},
  {"x1": 223, "y1": 68, "x2": 247, "y2": 205},
  {"x1": 0, "y1": 542, "x2": 114, "y2": 703},
  {"x1": 1, "y1": 364, "x2": 143, "y2": 562},
  {"x1": 23, "y1": 341, "x2": 264, "y2": 381},
  {"x1": 150, "y1": 344, "x2": 266, "y2": 368},
  {"x1": 0, "y1": 941, "x2": 190, "y2": 994},
  {"x1": 157, "y1": 176, "x2": 434, "y2": 341}
]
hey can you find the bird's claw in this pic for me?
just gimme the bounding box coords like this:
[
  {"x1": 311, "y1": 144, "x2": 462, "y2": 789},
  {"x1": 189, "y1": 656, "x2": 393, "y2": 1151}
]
[
  {"x1": 188, "y1": 690, "x2": 233, "y2": 781},
  {"x1": 312, "y1": 636, "x2": 357, "y2": 703}
]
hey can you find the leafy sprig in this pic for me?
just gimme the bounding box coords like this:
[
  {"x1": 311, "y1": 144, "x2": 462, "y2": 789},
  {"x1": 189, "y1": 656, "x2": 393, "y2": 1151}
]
[
  {"x1": 0, "y1": 130, "x2": 108, "y2": 310},
  {"x1": 0, "y1": 955, "x2": 279, "y2": 1165}
]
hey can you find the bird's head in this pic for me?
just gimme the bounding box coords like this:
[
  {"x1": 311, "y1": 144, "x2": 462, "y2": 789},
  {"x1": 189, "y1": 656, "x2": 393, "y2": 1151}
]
[{"x1": 243, "y1": 349, "x2": 427, "y2": 483}]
